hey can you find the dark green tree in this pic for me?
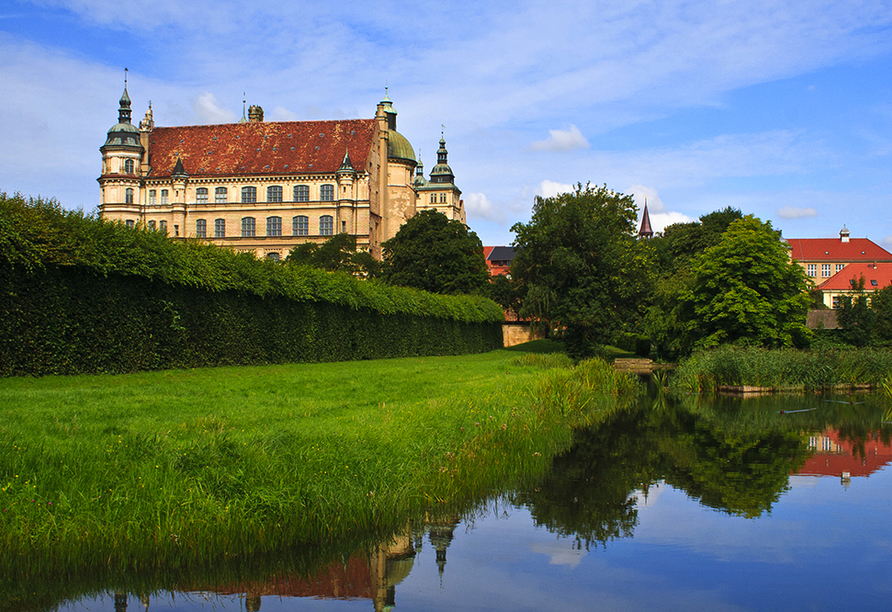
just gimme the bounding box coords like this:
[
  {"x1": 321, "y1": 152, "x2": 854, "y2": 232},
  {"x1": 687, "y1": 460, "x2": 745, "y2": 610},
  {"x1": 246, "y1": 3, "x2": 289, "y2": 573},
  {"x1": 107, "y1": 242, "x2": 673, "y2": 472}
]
[
  {"x1": 510, "y1": 183, "x2": 651, "y2": 358},
  {"x1": 285, "y1": 233, "x2": 380, "y2": 277},
  {"x1": 677, "y1": 215, "x2": 811, "y2": 351},
  {"x1": 483, "y1": 273, "x2": 524, "y2": 319},
  {"x1": 836, "y1": 277, "x2": 877, "y2": 346},
  {"x1": 871, "y1": 285, "x2": 892, "y2": 344},
  {"x1": 380, "y1": 209, "x2": 488, "y2": 295}
]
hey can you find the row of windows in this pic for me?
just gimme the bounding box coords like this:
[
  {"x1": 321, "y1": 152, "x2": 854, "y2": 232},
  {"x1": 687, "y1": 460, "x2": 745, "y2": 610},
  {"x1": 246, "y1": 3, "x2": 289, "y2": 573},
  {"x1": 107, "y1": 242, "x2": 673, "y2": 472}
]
[
  {"x1": 806, "y1": 263, "x2": 846, "y2": 277},
  {"x1": 193, "y1": 216, "x2": 337, "y2": 238},
  {"x1": 143, "y1": 185, "x2": 336, "y2": 205},
  {"x1": 429, "y1": 193, "x2": 448, "y2": 203}
]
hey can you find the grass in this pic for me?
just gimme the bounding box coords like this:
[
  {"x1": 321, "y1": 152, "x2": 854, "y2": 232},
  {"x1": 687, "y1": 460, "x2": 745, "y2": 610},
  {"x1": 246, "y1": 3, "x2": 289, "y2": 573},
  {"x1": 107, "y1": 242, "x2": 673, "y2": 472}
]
[
  {"x1": 0, "y1": 342, "x2": 638, "y2": 583},
  {"x1": 671, "y1": 345, "x2": 892, "y2": 394}
]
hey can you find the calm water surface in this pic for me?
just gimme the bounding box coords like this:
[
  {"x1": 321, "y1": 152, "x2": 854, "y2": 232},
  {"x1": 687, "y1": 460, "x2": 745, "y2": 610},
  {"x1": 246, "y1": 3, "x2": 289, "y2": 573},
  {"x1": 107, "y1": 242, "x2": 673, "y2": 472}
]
[{"x1": 53, "y1": 392, "x2": 892, "y2": 611}]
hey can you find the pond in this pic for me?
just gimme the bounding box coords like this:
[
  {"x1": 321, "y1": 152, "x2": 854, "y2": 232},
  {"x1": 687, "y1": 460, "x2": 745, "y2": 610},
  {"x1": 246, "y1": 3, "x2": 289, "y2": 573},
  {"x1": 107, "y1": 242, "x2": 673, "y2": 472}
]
[{"x1": 31, "y1": 391, "x2": 892, "y2": 611}]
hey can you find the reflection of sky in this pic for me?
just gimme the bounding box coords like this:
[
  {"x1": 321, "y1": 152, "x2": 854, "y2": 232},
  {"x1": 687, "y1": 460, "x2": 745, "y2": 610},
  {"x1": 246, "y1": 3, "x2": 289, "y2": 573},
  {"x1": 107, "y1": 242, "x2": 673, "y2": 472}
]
[{"x1": 62, "y1": 466, "x2": 892, "y2": 612}]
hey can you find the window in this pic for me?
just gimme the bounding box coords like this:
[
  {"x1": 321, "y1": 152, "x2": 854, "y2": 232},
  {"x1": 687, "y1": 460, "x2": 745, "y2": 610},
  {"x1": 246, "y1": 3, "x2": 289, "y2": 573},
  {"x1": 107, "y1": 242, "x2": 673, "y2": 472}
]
[
  {"x1": 320, "y1": 215, "x2": 333, "y2": 236},
  {"x1": 293, "y1": 215, "x2": 308, "y2": 236},
  {"x1": 161, "y1": 189, "x2": 169, "y2": 205},
  {"x1": 871, "y1": 280, "x2": 878, "y2": 287},
  {"x1": 836, "y1": 263, "x2": 845, "y2": 273},
  {"x1": 807, "y1": 264, "x2": 817, "y2": 277},
  {"x1": 125, "y1": 188, "x2": 134, "y2": 204},
  {"x1": 215, "y1": 187, "x2": 228, "y2": 203},
  {"x1": 196, "y1": 219, "x2": 207, "y2": 238},
  {"x1": 320, "y1": 184, "x2": 334, "y2": 201},
  {"x1": 124, "y1": 159, "x2": 134, "y2": 173},
  {"x1": 440, "y1": 193, "x2": 446, "y2": 203},
  {"x1": 196, "y1": 188, "x2": 208, "y2": 204},
  {"x1": 832, "y1": 296, "x2": 840, "y2": 309},
  {"x1": 174, "y1": 224, "x2": 179, "y2": 237},
  {"x1": 266, "y1": 253, "x2": 280, "y2": 262},
  {"x1": 149, "y1": 189, "x2": 156, "y2": 205},
  {"x1": 341, "y1": 220, "x2": 347, "y2": 233},
  {"x1": 242, "y1": 186, "x2": 257, "y2": 203},
  {"x1": 294, "y1": 185, "x2": 309, "y2": 202},
  {"x1": 267, "y1": 216, "x2": 282, "y2": 236},
  {"x1": 430, "y1": 193, "x2": 436, "y2": 203},
  {"x1": 267, "y1": 186, "x2": 283, "y2": 202},
  {"x1": 242, "y1": 217, "x2": 256, "y2": 237},
  {"x1": 125, "y1": 219, "x2": 135, "y2": 228},
  {"x1": 215, "y1": 218, "x2": 225, "y2": 238},
  {"x1": 148, "y1": 220, "x2": 156, "y2": 230},
  {"x1": 160, "y1": 220, "x2": 168, "y2": 233},
  {"x1": 821, "y1": 264, "x2": 831, "y2": 277}
]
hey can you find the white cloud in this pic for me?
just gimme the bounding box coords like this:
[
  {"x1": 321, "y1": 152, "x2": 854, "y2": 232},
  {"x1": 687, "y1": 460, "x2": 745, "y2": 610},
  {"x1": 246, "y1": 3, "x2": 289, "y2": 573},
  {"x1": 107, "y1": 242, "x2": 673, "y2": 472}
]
[
  {"x1": 530, "y1": 541, "x2": 586, "y2": 568},
  {"x1": 530, "y1": 125, "x2": 590, "y2": 152},
  {"x1": 192, "y1": 92, "x2": 237, "y2": 124},
  {"x1": 464, "y1": 192, "x2": 500, "y2": 222},
  {"x1": 536, "y1": 180, "x2": 575, "y2": 198},
  {"x1": 776, "y1": 206, "x2": 818, "y2": 219}
]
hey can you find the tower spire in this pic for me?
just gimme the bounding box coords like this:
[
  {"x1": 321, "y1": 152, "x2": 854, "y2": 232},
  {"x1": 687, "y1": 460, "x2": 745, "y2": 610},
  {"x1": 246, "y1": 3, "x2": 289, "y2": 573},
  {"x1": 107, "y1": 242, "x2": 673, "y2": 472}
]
[{"x1": 638, "y1": 197, "x2": 653, "y2": 239}]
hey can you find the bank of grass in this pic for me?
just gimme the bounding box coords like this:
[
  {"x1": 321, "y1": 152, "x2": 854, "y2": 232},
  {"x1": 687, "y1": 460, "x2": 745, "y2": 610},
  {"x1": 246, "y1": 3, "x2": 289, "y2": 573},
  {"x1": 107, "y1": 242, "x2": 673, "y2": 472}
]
[
  {"x1": 672, "y1": 345, "x2": 892, "y2": 393},
  {"x1": 0, "y1": 344, "x2": 639, "y2": 581}
]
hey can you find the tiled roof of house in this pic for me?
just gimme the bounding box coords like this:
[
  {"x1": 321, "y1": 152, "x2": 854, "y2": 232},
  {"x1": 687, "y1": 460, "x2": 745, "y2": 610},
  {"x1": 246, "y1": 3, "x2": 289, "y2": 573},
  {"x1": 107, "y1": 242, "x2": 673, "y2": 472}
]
[
  {"x1": 786, "y1": 238, "x2": 892, "y2": 262},
  {"x1": 486, "y1": 246, "x2": 517, "y2": 262},
  {"x1": 817, "y1": 262, "x2": 892, "y2": 291},
  {"x1": 146, "y1": 119, "x2": 378, "y2": 179}
]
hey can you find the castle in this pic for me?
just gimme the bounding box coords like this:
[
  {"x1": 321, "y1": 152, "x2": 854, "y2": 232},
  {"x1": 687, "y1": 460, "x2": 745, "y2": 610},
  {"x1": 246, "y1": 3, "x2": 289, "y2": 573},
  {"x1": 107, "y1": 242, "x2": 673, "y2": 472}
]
[{"x1": 98, "y1": 85, "x2": 463, "y2": 260}]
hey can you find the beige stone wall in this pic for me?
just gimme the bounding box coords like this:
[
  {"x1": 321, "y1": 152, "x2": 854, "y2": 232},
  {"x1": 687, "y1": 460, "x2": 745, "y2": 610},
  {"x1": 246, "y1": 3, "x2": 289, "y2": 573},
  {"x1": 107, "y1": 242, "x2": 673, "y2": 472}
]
[
  {"x1": 502, "y1": 322, "x2": 544, "y2": 347},
  {"x1": 381, "y1": 160, "x2": 416, "y2": 242}
]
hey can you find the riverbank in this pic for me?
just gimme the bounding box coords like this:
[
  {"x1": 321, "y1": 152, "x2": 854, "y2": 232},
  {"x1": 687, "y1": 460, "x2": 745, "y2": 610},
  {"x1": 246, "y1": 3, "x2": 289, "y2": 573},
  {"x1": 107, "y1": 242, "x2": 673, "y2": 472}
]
[{"x1": 0, "y1": 342, "x2": 636, "y2": 580}]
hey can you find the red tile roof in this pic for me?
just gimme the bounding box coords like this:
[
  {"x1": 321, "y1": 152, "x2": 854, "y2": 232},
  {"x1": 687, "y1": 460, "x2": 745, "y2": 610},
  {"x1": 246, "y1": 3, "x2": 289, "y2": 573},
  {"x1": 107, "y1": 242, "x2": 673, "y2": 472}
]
[
  {"x1": 786, "y1": 238, "x2": 892, "y2": 262},
  {"x1": 817, "y1": 262, "x2": 892, "y2": 291},
  {"x1": 146, "y1": 119, "x2": 378, "y2": 179}
]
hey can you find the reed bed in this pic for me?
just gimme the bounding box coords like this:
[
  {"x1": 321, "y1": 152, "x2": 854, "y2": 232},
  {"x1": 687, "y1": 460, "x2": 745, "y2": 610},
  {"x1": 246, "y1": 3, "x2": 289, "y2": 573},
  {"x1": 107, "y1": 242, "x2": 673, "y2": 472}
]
[
  {"x1": 0, "y1": 346, "x2": 633, "y2": 584},
  {"x1": 671, "y1": 345, "x2": 892, "y2": 394}
]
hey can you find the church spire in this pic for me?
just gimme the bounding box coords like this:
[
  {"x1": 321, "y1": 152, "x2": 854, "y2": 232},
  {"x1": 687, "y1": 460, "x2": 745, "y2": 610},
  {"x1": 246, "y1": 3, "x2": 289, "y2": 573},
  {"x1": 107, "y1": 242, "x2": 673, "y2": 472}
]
[{"x1": 638, "y1": 197, "x2": 653, "y2": 239}]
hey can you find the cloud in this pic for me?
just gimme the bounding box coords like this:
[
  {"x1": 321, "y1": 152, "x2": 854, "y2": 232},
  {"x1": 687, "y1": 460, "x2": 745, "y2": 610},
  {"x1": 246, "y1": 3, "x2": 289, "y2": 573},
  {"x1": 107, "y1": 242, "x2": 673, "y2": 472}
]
[
  {"x1": 530, "y1": 541, "x2": 586, "y2": 568},
  {"x1": 776, "y1": 206, "x2": 818, "y2": 219},
  {"x1": 464, "y1": 192, "x2": 500, "y2": 222},
  {"x1": 536, "y1": 180, "x2": 575, "y2": 198},
  {"x1": 530, "y1": 125, "x2": 590, "y2": 152},
  {"x1": 192, "y1": 92, "x2": 237, "y2": 124}
]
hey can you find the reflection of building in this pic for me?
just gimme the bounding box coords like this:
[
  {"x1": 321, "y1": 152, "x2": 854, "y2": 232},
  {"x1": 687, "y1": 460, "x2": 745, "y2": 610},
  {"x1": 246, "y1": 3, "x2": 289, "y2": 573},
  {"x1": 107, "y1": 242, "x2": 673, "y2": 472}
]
[
  {"x1": 797, "y1": 429, "x2": 892, "y2": 487},
  {"x1": 98, "y1": 83, "x2": 464, "y2": 261}
]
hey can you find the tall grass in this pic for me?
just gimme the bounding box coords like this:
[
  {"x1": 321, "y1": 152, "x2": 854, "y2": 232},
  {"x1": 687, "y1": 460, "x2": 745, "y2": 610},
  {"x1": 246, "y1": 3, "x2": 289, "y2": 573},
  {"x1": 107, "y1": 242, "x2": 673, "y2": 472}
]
[
  {"x1": 0, "y1": 346, "x2": 629, "y2": 583},
  {"x1": 672, "y1": 345, "x2": 892, "y2": 393}
]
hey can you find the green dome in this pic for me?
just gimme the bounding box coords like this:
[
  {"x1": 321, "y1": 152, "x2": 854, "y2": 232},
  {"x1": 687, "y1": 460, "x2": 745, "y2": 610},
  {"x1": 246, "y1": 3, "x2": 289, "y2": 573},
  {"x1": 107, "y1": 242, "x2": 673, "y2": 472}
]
[{"x1": 388, "y1": 130, "x2": 416, "y2": 163}]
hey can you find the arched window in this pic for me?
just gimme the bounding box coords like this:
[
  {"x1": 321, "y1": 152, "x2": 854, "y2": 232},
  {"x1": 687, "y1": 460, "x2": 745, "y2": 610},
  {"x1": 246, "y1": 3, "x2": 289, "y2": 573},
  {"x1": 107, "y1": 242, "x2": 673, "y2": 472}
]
[
  {"x1": 241, "y1": 187, "x2": 257, "y2": 203},
  {"x1": 320, "y1": 184, "x2": 334, "y2": 201},
  {"x1": 294, "y1": 185, "x2": 309, "y2": 202},
  {"x1": 241, "y1": 217, "x2": 256, "y2": 237},
  {"x1": 125, "y1": 188, "x2": 134, "y2": 204},
  {"x1": 267, "y1": 186, "x2": 283, "y2": 202},
  {"x1": 196, "y1": 219, "x2": 207, "y2": 238},
  {"x1": 293, "y1": 215, "x2": 308, "y2": 236},
  {"x1": 267, "y1": 216, "x2": 282, "y2": 236},
  {"x1": 319, "y1": 215, "x2": 334, "y2": 236},
  {"x1": 215, "y1": 187, "x2": 228, "y2": 203},
  {"x1": 196, "y1": 188, "x2": 208, "y2": 204},
  {"x1": 214, "y1": 219, "x2": 225, "y2": 238},
  {"x1": 266, "y1": 252, "x2": 281, "y2": 262},
  {"x1": 124, "y1": 159, "x2": 134, "y2": 173},
  {"x1": 148, "y1": 220, "x2": 156, "y2": 230}
]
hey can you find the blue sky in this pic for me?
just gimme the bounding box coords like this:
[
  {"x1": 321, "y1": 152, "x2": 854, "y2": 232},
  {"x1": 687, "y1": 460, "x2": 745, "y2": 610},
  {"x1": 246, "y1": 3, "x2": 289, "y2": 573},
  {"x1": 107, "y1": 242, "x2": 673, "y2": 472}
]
[{"x1": 2, "y1": 0, "x2": 891, "y2": 246}]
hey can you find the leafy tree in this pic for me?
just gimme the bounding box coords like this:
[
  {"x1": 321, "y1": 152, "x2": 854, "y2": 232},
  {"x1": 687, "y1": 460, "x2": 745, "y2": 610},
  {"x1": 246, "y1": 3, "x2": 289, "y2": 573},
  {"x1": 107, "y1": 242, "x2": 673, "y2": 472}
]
[
  {"x1": 483, "y1": 273, "x2": 524, "y2": 319},
  {"x1": 285, "y1": 233, "x2": 380, "y2": 277},
  {"x1": 836, "y1": 277, "x2": 877, "y2": 346},
  {"x1": 380, "y1": 209, "x2": 488, "y2": 295},
  {"x1": 871, "y1": 285, "x2": 892, "y2": 344},
  {"x1": 677, "y1": 215, "x2": 811, "y2": 351},
  {"x1": 651, "y1": 206, "x2": 743, "y2": 275},
  {"x1": 510, "y1": 183, "x2": 651, "y2": 358}
]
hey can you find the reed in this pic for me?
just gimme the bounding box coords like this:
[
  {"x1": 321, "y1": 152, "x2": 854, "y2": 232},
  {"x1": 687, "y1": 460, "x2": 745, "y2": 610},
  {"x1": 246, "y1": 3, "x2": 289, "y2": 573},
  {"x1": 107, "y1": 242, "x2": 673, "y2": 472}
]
[{"x1": 0, "y1": 346, "x2": 627, "y2": 582}]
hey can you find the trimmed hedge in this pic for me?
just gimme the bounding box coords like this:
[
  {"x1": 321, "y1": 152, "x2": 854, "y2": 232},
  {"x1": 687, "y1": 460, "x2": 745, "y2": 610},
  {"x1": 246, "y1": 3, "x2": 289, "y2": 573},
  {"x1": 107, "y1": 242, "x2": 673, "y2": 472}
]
[{"x1": 0, "y1": 193, "x2": 504, "y2": 376}]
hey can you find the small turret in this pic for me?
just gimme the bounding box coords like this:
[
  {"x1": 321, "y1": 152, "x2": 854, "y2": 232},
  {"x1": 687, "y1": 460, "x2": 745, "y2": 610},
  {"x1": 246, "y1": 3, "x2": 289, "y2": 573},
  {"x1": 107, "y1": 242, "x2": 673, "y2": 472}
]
[
  {"x1": 840, "y1": 226, "x2": 850, "y2": 243},
  {"x1": 429, "y1": 133, "x2": 454, "y2": 184}
]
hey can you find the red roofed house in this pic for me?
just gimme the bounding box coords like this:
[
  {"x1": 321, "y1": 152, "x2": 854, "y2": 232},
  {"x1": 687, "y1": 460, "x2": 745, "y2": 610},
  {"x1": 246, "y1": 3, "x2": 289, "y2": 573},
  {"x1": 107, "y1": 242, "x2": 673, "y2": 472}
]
[
  {"x1": 815, "y1": 262, "x2": 892, "y2": 309},
  {"x1": 99, "y1": 85, "x2": 464, "y2": 261},
  {"x1": 483, "y1": 246, "x2": 517, "y2": 276},
  {"x1": 786, "y1": 226, "x2": 892, "y2": 288}
]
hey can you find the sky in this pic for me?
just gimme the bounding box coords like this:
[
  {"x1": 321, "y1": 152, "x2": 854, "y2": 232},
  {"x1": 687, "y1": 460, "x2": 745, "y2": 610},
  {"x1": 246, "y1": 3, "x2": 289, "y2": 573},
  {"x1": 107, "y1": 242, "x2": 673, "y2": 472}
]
[{"x1": 1, "y1": 0, "x2": 891, "y2": 247}]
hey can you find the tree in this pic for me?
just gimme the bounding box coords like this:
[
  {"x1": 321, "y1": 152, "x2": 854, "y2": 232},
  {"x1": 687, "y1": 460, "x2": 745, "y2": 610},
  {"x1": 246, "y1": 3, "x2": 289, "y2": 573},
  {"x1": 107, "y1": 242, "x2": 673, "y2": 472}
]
[
  {"x1": 285, "y1": 233, "x2": 380, "y2": 277},
  {"x1": 677, "y1": 215, "x2": 811, "y2": 351},
  {"x1": 510, "y1": 183, "x2": 651, "y2": 358},
  {"x1": 380, "y1": 209, "x2": 489, "y2": 295},
  {"x1": 484, "y1": 273, "x2": 525, "y2": 319}
]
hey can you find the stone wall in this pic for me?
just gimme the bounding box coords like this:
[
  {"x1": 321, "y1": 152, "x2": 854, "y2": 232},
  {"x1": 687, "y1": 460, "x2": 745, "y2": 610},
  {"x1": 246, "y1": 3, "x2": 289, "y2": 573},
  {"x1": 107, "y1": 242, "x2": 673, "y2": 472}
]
[{"x1": 502, "y1": 322, "x2": 544, "y2": 347}]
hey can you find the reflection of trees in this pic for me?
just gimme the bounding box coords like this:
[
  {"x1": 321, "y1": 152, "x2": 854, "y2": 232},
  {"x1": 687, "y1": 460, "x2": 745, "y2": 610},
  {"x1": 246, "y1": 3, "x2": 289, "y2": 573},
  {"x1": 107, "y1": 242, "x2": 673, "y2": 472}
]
[{"x1": 516, "y1": 398, "x2": 814, "y2": 547}]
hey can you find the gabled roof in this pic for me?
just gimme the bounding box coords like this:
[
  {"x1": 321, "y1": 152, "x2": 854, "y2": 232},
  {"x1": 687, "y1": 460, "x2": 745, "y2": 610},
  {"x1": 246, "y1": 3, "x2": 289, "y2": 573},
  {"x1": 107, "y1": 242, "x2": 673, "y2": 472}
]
[
  {"x1": 817, "y1": 262, "x2": 892, "y2": 291},
  {"x1": 786, "y1": 238, "x2": 892, "y2": 262},
  {"x1": 486, "y1": 246, "x2": 517, "y2": 262},
  {"x1": 146, "y1": 119, "x2": 377, "y2": 179}
]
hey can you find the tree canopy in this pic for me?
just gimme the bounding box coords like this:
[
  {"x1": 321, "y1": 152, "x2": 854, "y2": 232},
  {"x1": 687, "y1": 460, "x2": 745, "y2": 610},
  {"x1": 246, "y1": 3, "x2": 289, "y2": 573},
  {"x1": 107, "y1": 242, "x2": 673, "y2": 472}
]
[
  {"x1": 285, "y1": 233, "x2": 380, "y2": 277},
  {"x1": 510, "y1": 183, "x2": 650, "y2": 358},
  {"x1": 380, "y1": 209, "x2": 489, "y2": 295},
  {"x1": 677, "y1": 215, "x2": 811, "y2": 350}
]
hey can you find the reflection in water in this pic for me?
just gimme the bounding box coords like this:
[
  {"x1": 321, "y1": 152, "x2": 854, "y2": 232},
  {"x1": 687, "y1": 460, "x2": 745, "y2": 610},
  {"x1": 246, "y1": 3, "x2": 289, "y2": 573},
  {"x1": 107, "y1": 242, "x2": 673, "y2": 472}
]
[{"x1": 40, "y1": 391, "x2": 892, "y2": 611}]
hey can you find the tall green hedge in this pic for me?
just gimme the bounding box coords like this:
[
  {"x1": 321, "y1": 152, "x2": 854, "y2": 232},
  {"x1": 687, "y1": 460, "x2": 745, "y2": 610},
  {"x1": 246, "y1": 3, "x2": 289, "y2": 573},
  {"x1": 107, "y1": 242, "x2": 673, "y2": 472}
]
[{"x1": 0, "y1": 193, "x2": 503, "y2": 376}]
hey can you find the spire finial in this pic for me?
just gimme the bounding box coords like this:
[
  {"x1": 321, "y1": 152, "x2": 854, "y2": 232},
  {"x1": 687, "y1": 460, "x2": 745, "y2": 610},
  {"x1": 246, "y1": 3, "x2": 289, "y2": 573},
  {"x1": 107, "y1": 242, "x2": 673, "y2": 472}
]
[{"x1": 124, "y1": 67, "x2": 128, "y2": 87}]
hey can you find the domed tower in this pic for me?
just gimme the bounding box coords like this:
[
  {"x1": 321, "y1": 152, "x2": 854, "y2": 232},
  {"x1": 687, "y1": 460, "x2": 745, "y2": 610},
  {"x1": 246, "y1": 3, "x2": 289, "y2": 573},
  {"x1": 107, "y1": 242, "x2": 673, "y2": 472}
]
[
  {"x1": 415, "y1": 132, "x2": 464, "y2": 223},
  {"x1": 376, "y1": 91, "x2": 418, "y2": 242},
  {"x1": 98, "y1": 78, "x2": 145, "y2": 225}
]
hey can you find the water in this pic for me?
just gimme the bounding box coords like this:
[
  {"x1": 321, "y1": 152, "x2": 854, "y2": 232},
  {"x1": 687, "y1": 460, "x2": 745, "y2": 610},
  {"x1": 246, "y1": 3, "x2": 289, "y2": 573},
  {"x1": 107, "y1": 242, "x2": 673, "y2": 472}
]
[{"x1": 33, "y1": 392, "x2": 892, "y2": 611}]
